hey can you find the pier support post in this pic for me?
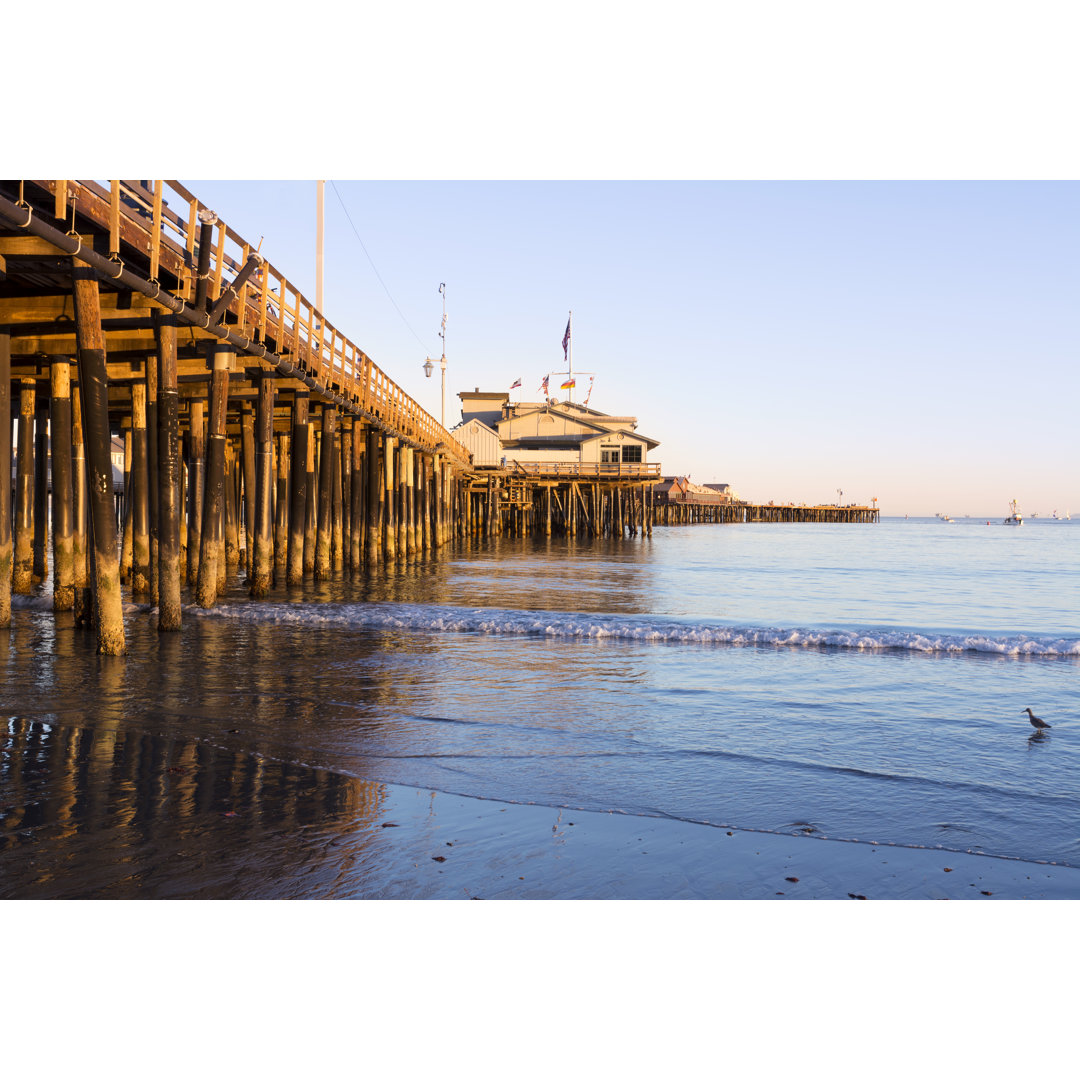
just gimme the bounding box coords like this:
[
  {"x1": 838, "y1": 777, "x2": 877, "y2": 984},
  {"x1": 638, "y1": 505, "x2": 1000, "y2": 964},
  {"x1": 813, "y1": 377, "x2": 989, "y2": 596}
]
[
  {"x1": 383, "y1": 436, "x2": 397, "y2": 562},
  {"x1": 0, "y1": 328, "x2": 11, "y2": 627},
  {"x1": 274, "y1": 432, "x2": 289, "y2": 583},
  {"x1": 196, "y1": 344, "x2": 232, "y2": 608},
  {"x1": 33, "y1": 400, "x2": 48, "y2": 583},
  {"x1": 71, "y1": 383, "x2": 90, "y2": 626},
  {"x1": 432, "y1": 455, "x2": 442, "y2": 546},
  {"x1": 131, "y1": 382, "x2": 151, "y2": 595},
  {"x1": 406, "y1": 448, "x2": 417, "y2": 556},
  {"x1": 421, "y1": 456, "x2": 431, "y2": 552},
  {"x1": 349, "y1": 422, "x2": 363, "y2": 572},
  {"x1": 365, "y1": 427, "x2": 381, "y2": 566},
  {"x1": 154, "y1": 314, "x2": 182, "y2": 631},
  {"x1": 224, "y1": 439, "x2": 240, "y2": 573},
  {"x1": 251, "y1": 373, "x2": 275, "y2": 596},
  {"x1": 303, "y1": 420, "x2": 316, "y2": 575},
  {"x1": 287, "y1": 391, "x2": 309, "y2": 585},
  {"x1": 241, "y1": 403, "x2": 256, "y2": 579},
  {"x1": 72, "y1": 263, "x2": 125, "y2": 654},
  {"x1": 14, "y1": 380, "x2": 36, "y2": 595},
  {"x1": 146, "y1": 353, "x2": 159, "y2": 602},
  {"x1": 332, "y1": 428, "x2": 344, "y2": 573},
  {"x1": 341, "y1": 421, "x2": 353, "y2": 572},
  {"x1": 120, "y1": 426, "x2": 133, "y2": 582},
  {"x1": 316, "y1": 406, "x2": 335, "y2": 579},
  {"x1": 396, "y1": 444, "x2": 407, "y2": 559},
  {"x1": 187, "y1": 400, "x2": 205, "y2": 585},
  {"x1": 49, "y1": 358, "x2": 75, "y2": 610}
]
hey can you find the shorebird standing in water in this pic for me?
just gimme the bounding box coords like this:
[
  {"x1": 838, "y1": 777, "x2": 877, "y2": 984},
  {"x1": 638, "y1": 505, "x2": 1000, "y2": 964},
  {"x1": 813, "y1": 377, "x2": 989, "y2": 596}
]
[{"x1": 1023, "y1": 708, "x2": 1051, "y2": 730}]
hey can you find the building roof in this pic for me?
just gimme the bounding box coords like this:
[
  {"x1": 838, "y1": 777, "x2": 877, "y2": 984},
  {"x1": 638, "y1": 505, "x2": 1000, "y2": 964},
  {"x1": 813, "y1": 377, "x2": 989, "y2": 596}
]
[{"x1": 498, "y1": 404, "x2": 660, "y2": 448}]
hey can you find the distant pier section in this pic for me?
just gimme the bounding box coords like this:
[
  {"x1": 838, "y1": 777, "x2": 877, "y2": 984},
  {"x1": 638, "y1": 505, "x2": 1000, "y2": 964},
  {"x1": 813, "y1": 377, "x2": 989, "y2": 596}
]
[{"x1": 654, "y1": 478, "x2": 879, "y2": 525}]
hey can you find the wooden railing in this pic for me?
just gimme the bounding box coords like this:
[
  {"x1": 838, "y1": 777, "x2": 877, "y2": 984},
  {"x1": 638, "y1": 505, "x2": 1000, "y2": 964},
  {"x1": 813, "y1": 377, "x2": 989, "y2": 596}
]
[
  {"x1": 657, "y1": 491, "x2": 732, "y2": 504},
  {"x1": 508, "y1": 461, "x2": 661, "y2": 478},
  {"x1": 28, "y1": 180, "x2": 468, "y2": 462}
]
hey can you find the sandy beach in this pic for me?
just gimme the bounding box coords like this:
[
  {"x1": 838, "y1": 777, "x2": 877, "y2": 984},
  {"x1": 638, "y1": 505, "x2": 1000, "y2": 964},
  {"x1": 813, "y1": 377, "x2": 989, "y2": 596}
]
[
  {"x1": 347, "y1": 787, "x2": 1080, "y2": 900},
  {"x1": 5, "y1": 773, "x2": 1078, "y2": 899}
]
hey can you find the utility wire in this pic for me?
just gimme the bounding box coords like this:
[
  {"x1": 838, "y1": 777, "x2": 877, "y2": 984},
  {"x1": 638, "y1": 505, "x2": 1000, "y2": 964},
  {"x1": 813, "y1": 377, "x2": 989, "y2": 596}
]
[{"x1": 330, "y1": 180, "x2": 434, "y2": 355}]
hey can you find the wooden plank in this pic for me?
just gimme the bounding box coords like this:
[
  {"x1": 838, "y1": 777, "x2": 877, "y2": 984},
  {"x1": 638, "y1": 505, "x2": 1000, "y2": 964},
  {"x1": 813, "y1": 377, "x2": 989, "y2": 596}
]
[
  {"x1": 0, "y1": 235, "x2": 95, "y2": 257},
  {"x1": 0, "y1": 291, "x2": 163, "y2": 322},
  {"x1": 10, "y1": 332, "x2": 158, "y2": 354}
]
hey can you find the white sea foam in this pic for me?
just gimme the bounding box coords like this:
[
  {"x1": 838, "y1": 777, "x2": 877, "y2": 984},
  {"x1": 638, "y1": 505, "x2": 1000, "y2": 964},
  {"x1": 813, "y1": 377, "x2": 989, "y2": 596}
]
[{"x1": 184, "y1": 600, "x2": 1080, "y2": 658}]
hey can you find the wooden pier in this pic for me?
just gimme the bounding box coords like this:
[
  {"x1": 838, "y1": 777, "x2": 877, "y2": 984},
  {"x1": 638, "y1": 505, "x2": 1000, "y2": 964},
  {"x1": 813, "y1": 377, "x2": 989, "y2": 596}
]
[
  {"x1": 1, "y1": 179, "x2": 878, "y2": 657},
  {"x1": 462, "y1": 463, "x2": 660, "y2": 538},
  {"x1": 1, "y1": 180, "x2": 473, "y2": 652},
  {"x1": 656, "y1": 498, "x2": 879, "y2": 525}
]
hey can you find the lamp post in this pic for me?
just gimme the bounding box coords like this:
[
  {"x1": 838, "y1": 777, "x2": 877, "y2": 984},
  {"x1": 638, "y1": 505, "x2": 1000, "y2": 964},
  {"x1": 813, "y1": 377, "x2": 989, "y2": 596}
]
[{"x1": 422, "y1": 283, "x2": 448, "y2": 428}]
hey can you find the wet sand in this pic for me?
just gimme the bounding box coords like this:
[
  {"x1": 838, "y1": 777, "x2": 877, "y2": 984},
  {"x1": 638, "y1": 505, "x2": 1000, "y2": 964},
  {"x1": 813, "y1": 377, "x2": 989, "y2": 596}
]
[
  {"x1": 4, "y1": 760, "x2": 1078, "y2": 899},
  {"x1": 344, "y1": 788, "x2": 1080, "y2": 900}
]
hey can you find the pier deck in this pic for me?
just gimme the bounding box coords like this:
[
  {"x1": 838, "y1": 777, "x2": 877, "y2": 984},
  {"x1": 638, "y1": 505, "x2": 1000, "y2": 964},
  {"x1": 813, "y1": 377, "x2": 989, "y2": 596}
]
[{"x1": 2, "y1": 179, "x2": 876, "y2": 657}]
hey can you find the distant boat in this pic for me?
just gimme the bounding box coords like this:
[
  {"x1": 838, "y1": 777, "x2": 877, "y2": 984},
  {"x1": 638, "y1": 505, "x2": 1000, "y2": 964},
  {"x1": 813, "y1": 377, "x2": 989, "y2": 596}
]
[{"x1": 1004, "y1": 499, "x2": 1023, "y2": 526}]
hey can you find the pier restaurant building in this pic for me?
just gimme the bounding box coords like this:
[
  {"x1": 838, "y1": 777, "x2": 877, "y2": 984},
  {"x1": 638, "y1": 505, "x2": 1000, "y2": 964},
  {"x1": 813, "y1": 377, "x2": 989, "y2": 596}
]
[{"x1": 454, "y1": 390, "x2": 660, "y2": 472}]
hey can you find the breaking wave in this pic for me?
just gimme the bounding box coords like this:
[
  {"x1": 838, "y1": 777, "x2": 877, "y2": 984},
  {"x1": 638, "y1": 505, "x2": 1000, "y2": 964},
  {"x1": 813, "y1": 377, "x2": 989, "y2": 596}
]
[{"x1": 184, "y1": 600, "x2": 1080, "y2": 658}]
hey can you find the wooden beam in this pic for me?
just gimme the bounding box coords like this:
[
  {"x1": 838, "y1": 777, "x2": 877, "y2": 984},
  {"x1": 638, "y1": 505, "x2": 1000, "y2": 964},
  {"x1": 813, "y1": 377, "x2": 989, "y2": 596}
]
[
  {"x1": 0, "y1": 235, "x2": 95, "y2": 258},
  {"x1": 0, "y1": 290, "x2": 163, "y2": 323}
]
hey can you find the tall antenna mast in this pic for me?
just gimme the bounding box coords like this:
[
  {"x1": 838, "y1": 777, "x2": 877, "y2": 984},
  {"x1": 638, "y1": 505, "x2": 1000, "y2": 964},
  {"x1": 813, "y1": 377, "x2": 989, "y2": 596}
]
[
  {"x1": 316, "y1": 180, "x2": 325, "y2": 319},
  {"x1": 439, "y1": 283, "x2": 447, "y2": 428},
  {"x1": 423, "y1": 282, "x2": 448, "y2": 428}
]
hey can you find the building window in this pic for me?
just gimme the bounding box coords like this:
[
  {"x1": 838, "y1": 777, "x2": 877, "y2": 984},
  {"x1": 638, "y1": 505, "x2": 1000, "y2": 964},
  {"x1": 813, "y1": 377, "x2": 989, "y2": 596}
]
[
  {"x1": 601, "y1": 446, "x2": 619, "y2": 463},
  {"x1": 622, "y1": 445, "x2": 642, "y2": 463}
]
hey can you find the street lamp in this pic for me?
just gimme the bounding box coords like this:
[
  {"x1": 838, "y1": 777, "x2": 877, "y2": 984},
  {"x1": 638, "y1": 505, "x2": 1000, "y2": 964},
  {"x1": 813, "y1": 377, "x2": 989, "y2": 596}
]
[{"x1": 422, "y1": 283, "x2": 448, "y2": 428}]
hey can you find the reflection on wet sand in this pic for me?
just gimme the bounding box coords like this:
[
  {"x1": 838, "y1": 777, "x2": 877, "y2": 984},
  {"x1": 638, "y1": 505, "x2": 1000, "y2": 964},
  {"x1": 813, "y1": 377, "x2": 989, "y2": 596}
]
[{"x1": 1, "y1": 718, "x2": 385, "y2": 898}]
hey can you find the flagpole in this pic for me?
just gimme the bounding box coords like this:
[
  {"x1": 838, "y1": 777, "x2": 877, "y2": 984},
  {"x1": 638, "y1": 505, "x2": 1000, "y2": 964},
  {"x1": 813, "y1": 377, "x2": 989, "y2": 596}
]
[{"x1": 568, "y1": 310, "x2": 573, "y2": 403}]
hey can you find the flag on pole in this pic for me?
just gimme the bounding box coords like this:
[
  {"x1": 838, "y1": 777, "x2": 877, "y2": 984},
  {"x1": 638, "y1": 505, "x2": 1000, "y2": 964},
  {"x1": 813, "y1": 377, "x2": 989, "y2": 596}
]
[
  {"x1": 584, "y1": 375, "x2": 594, "y2": 406},
  {"x1": 540, "y1": 374, "x2": 549, "y2": 396},
  {"x1": 510, "y1": 377, "x2": 522, "y2": 389},
  {"x1": 562, "y1": 316, "x2": 571, "y2": 360},
  {"x1": 560, "y1": 377, "x2": 576, "y2": 390}
]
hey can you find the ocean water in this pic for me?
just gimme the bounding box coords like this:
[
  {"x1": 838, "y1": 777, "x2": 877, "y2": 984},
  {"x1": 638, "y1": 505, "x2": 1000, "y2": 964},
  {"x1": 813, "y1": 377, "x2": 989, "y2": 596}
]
[{"x1": 2, "y1": 516, "x2": 1079, "y2": 894}]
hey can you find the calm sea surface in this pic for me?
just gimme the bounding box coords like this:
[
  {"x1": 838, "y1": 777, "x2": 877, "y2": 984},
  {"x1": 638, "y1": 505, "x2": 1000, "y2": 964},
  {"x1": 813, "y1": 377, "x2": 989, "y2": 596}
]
[{"x1": 2, "y1": 516, "x2": 1079, "y2": 895}]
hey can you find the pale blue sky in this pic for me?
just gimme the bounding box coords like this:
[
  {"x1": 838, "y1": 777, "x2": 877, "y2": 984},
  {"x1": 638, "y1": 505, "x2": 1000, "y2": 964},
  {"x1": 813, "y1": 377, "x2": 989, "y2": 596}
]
[{"x1": 189, "y1": 180, "x2": 1078, "y2": 517}]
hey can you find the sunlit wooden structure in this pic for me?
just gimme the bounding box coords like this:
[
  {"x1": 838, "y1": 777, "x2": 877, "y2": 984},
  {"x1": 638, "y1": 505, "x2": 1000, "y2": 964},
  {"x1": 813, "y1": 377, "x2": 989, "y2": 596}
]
[
  {"x1": 0, "y1": 180, "x2": 471, "y2": 652},
  {"x1": 0, "y1": 180, "x2": 878, "y2": 657}
]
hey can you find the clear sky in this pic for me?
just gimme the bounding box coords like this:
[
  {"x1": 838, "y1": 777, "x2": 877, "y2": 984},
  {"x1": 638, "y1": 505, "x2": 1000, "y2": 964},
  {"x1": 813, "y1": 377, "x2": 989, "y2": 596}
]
[
  {"x1": 186, "y1": 179, "x2": 1078, "y2": 518},
  {"x1": 20, "y1": 5, "x2": 1079, "y2": 520}
]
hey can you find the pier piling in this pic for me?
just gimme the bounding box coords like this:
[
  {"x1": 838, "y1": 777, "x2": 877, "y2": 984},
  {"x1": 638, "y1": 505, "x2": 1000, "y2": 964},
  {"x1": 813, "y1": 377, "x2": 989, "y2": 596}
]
[
  {"x1": 49, "y1": 358, "x2": 74, "y2": 610},
  {"x1": 0, "y1": 328, "x2": 11, "y2": 627},
  {"x1": 287, "y1": 391, "x2": 309, "y2": 585},
  {"x1": 14, "y1": 379, "x2": 36, "y2": 595},
  {"x1": 72, "y1": 262, "x2": 125, "y2": 654},
  {"x1": 155, "y1": 315, "x2": 182, "y2": 631}
]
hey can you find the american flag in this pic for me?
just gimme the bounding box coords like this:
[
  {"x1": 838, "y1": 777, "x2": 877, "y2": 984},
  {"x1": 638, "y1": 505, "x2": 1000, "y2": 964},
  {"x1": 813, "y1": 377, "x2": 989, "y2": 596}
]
[
  {"x1": 540, "y1": 374, "x2": 549, "y2": 395},
  {"x1": 562, "y1": 317, "x2": 571, "y2": 359}
]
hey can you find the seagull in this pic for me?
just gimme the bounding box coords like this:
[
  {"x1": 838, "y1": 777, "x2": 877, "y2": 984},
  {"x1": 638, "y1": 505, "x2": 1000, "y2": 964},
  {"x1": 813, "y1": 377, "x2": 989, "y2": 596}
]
[{"x1": 1023, "y1": 708, "x2": 1051, "y2": 730}]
